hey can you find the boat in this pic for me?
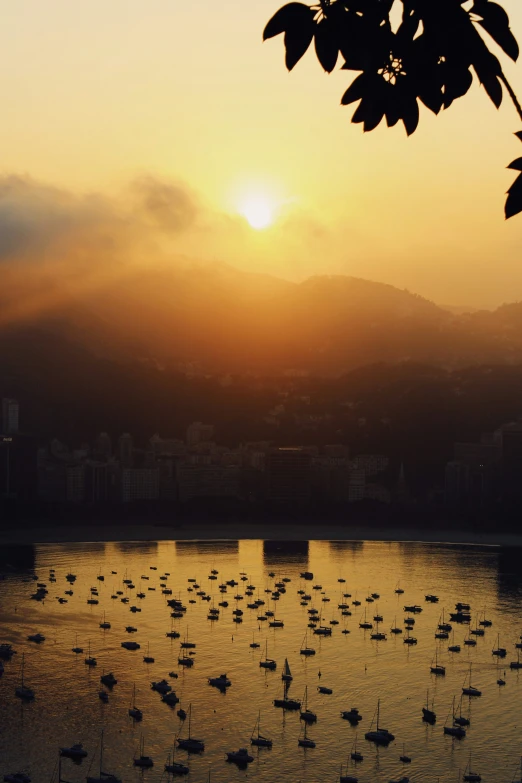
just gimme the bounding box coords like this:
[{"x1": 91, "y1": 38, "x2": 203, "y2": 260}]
[
  {"x1": 98, "y1": 690, "x2": 108, "y2": 703},
  {"x1": 300, "y1": 571, "x2": 313, "y2": 580},
  {"x1": 121, "y1": 641, "x2": 140, "y2": 650},
  {"x1": 282, "y1": 658, "x2": 293, "y2": 682},
  {"x1": 399, "y1": 742, "x2": 412, "y2": 763},
  {"x1": 422, "y1": 690, "x2": 436, "y2": 723},
  {"x1": 462, "y1": 664, "x2": 482, "y2": 696},
  {"x1": 403, "y1": 629, "x2": 417, "y2": 645},
  {"x1": 454, "y1": 697, "x2": 470, "y2": 726},
  {"x1": 364, "y1": 700, "x2": 394, "y2": 745},
  {"x1": 86, "y1": 730, "x2": 122, "y2": 783},
  {"x1": 430, "y1": 651, "x2": 446, "y2": 676},
  {"x1": 133, "y1": 736, "x2": 153, "y2": 768},
  {"x1": 250, "y1": 711, "x2": 273, "y2": 747},
  {"x1": 27, "y1": 633, "x2": 45, "y2": 643},
  {"x1": 425, "y1": 594, "x2": 439, "y2": 602},
  {"x1": 274, "y1": 680, "x2": 301, "y2": 710},
  {"x1": 403, "y1": 605, "x2": 422, "y2": 613},
  {"x1": 350, "y1": 733, "x2": 363, "y2": 761},
  {"x1": 394, "y1": 582, "x2": 404, "y2": 594},
  {"x1": 341, "y1": 707, "x2": 362, "y2": 724},
  {"x1": 298, "y1": 722, "x2": 316, "y2": 748},
  {"x1": 72, "y1": 634, "x2": 83, "y2": 654},
  {"x1": 318, "y1": 685, "x2": 333, "y2": 694},
  {"x1": 359, "y1": 608, "x2": 373, "y2": 630},
  {"x1": 463, "y1": 751, "x2": 481, "y2": 782},
  {"x1": 299, "y1": 686, "x2": 317, "y2": 723},
  {"x1": 443, "y1": 696, "x2": 466, "y2": 738},
  {"x1": 0, "y1": 643, "x2": 16, "y2": 660},
  {"x1": 84, "y1": 641, "x2": 97, "y2": 667},
  {"x1": 164, "y1": 742, "x2": 189, "y2": 775},
  {"x1": 208, "y1": 673, "x2": 231, "y2": 689},
  {"x1": 313, "y1": 625, "x2": 332, "y2": 636},
  {"x1": 259, "y1": 641, "x2": 276, "y2": 670},
  {"x1": 300, "y1": 632, "x2": 316, "y2": 656},
  {"x1": 59, "y1": 744, "x2": 88, "y2": 760},
  {"x1": 143, "y1": 642, "x2": 154, "y2": 663},
  {"x1": 15, "y1": 654, "x2": 34, "y2": 700},
  {"x1": 128, "y1": 684, "x2": 142, "y2": 720},
  {"x1": 510, "y1": 651, "x2": 522, "y2": 669},
  {"x1": 100, "y1": 672, "x2": 117, "y2": 687},
  {"x1": 492, "y1": 633, "x2": 507, "y2": 657},
  {"x1": 226, "y1": 748, "x2": 254, "y2": 765},
  {"x1": 162, "y1": 691, "x2": 180, "y2": 706},
  {"x1": 151, "y1": 679, "x2": 171, "y2": 694},
  {"x1": 390, "y1": 617, "x2": 402, "y2": 635},
  {"x1": 99, "y1": 612, "x2": 110, "y2": 630},
  {"x1": 177, "y1": 704, "x2": 204, "y2": 752}
]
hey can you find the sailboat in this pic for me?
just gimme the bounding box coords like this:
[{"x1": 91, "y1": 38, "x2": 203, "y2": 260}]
[
  {"x1": 510, "y1": 651, "x2": 522, "y2": 669},
  {"x1": 492, "y1": 633, "x2": 507, "y2": 657},
  {"x1": 99, "y1": 612, "x2": 110, "y2": 630},
  {"x1": 300, "y1": 632, "x2": 316, "y2": 656},
  {"x1": 84, "y1": 641, "x2": 97, "y2": 667},
  {"x1": 463, "y1": 751, "x2": 481, "y2": 782},
  {"x1": 143, "y1": 642, "x2": 154, "y2": 664},
  {"x1": 443, "y1": 696, "x2": 466, "y2": 738},
  {"x1": 250, "y1": 712, "x2": 273, "y2": 747},
  {"x1": 422, "y1": 689, "x2": 436, "y2": 722},
  {"x1": 350, "y1": 734, "x2": 363, "y2": 761},
  {"x1": 364, "y1": 700, "x2": 394, "y2": 745},
  {"x1": 430, "y1": 650, "x2": 446, "y2": 675},
  {"x1": 72, "y1": 634, "x2": 83, "y2": 654},
  {"x1": 273, "y1": 680, "x2": 300, "y2": 710},
  {"x1": 164, "y1": 740, "x2": 189, "y2": 775},
  {"x1": 298, "y1": 722, "x2": 316, "y2": 748},
  {"x1": 250, "y1": 632, "x2": 260, "y2": 649},
  {"x1": 340, "y1": 763, "x2": 359, "y2": 783},
  {"x1": 282, "y1": 658, "x2": 293, "y2": 682},
  {"x1": 300, "y1": 686, "x2": 317, "y2": 723},
  {"x1": 391, "y1": 617, "x2": 402, "y2": 635},
  {"x1": 86, "y1": 730, "x2": 122, "y2": 783},
  {"x1": 359, "y1": 608, "x2": 373, "y2": 630},
  {"x1": 454, "y1": 696, "x2": 470, "y2": 727},
  {"x1": 177, "y1": 704, "x2": 205, "y2": 752},
  {"x1": 128, "y1": 684, "x2": 143, "y2": 720},
  {"x1": 15, "y1": 654, "x2": 34, "y2": 700},
  {"x1": 133, "y1": 736, "x2": 153, "y2": 767},
  {"x1": 259, "y1": 640, "x2": 276, "y2": 670},
  {"x1": 180, "y1": 628, "x2": 196, "y2": 649},
  {"x1": 462, "y1": 664, "x2": 482, "y2": 696}
]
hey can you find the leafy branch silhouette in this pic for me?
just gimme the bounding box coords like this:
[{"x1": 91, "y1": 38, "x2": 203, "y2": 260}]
[{"x1": 263, "y1": 0, "x2": 522, "y2": 218}]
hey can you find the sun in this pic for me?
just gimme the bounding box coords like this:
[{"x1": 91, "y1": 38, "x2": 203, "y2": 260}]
[{"x1": 240, "y1": 195, "x2": 275, "y2": 230}]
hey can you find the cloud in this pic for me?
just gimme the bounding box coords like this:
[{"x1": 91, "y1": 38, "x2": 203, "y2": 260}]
[{"x1": 0, "y1": 174, "x2": 199, "y2": 266}]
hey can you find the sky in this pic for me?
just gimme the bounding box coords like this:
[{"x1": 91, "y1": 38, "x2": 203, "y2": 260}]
[{"x1": 1, "y1": 0, "x2": 522, "y2": 307}]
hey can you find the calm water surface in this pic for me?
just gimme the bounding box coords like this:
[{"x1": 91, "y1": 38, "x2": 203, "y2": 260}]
[{"x1": 1, "y1": 539, "x2": 522, "y2": 783}]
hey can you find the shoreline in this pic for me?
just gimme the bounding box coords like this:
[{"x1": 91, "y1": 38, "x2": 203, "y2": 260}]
[{"x1": 0, "y1": 522, "x2": 521, "y2": 547}]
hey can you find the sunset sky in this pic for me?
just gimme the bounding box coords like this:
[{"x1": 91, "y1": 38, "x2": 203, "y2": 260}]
[{"x1": 2, "y1": 0, "x2": 522, "y2": 307}]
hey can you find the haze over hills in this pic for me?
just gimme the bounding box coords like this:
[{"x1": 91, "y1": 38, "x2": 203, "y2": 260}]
[{"x1": 1, "y1": 260, "x2": 522, "y2": 376}]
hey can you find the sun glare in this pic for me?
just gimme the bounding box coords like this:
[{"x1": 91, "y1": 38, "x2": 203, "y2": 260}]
[{"x1": 240, "y1": 195, "x2": 275, "y2": 230}]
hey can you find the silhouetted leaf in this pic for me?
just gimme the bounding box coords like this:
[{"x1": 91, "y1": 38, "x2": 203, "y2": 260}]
[
  {"x1": 341, "y1": 73, "x2": 367, "y2": 105},
  {"x1": 314, "y1": 18, "x2": 338, "y2": 72},
  {"x1": 505, "y1": 173, "x2": 522, "y2": 218},
  {"x1": 507, "y1": 157, "x2": 522, "y2": 171},
  {"x1": 263, "y1": 3, "x2": 313, "y2": 40},
  {"x1": 283, "y1": 9, "x2": 316, "y2": 70},
  {"x1": 515, "y1": 131, "x2": 522, "y2": 142},
  {"x1": 472, "y1": 0, "x2": 519, "y2": 61},
  {"x1": 481, "y1": 73, "x2": 503, "y2": 107}
]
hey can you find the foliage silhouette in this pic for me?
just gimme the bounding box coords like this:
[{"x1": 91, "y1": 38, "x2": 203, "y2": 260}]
[{"x1": 263, "y1": 0, "x2": 522, "y2": 217}]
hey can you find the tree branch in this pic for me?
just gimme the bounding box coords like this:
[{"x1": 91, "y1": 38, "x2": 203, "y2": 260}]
[{"x1": 499, "y1": 70, "x2": 522, "y2": 123}]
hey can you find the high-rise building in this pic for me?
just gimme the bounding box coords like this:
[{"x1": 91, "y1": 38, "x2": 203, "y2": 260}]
[
  {"x1": 66, "y1": 464, "x2": 86, "y2": 503},
  {"x1": 121, "y1": 468, "x2": 160, "y2": 503},
  {"x1": 95, "y1": 432, "x2": 112, "y2": 460},
  {"x1": 266, "y1": 447, "x2": 311, "y2": 505},
  {"x1": 186, "y1": 422, "x2": 215, "y2": 449},
  {"x1": 2, "y1": 398, "x2": 19, "y2": 435},
  {"x1": 177, "y1": 463, "x2": 240, "y2": 503},
  {"x1": 118, "y1": 433, "x2": 134, "y2": 468},
  {"x1": 149, "y1": 434, "x2": 186, "y2": 457}
]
